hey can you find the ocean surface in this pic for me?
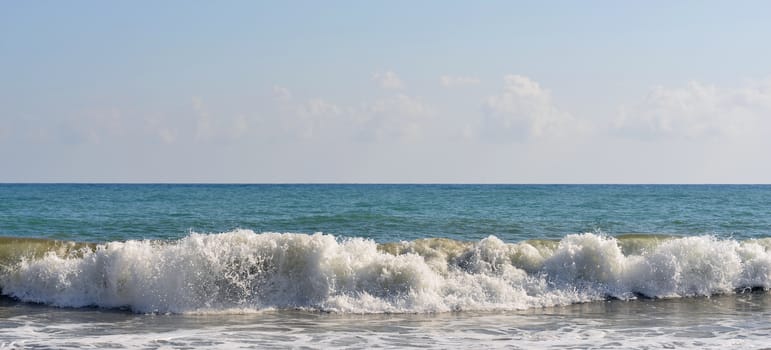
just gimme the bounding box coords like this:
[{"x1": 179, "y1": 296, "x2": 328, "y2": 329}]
[{"x1": 1, "y1": 184, "x2": 770, "y2": 349}]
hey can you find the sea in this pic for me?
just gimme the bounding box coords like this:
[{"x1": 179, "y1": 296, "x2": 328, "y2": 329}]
[{"x1": 1, "y1": 184, "x2": 770, "y2": 349}]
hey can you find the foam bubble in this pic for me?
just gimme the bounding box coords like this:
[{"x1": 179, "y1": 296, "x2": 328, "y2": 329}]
[{"x1": 1, "y1": 231, "x2": 769, "y2": 314}]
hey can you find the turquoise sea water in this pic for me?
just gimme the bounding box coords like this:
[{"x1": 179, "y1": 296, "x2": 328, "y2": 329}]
[
  {"x1": 1, "y1": 184, "x2": 770, "y2": 349},
  {"x1": 2, "y1": 184, "x2": 769, "y2": 242}
]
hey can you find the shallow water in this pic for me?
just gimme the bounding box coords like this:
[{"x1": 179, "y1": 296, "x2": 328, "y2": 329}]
[{"x1": 2, "y1": 293, "x2": 771, "y2": 349}]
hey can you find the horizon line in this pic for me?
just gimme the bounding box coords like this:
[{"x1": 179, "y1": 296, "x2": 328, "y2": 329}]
[{"x1": 1, "y1": 182, "x2": 769, "y2": 186}]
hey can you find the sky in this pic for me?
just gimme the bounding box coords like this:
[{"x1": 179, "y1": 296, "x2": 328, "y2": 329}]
[{"x1": 2, "y1": 0, "x2": 771, "y2": 183}]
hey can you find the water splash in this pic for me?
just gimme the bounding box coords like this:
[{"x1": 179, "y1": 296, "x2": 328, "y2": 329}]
[{"x1": 1, "y1": 230, "x2": 769, "y2": 314}]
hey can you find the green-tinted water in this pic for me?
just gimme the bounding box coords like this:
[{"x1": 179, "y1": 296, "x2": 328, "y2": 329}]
[{"x1": 1, "y1": 184, "x2": 769, "y2": 242}]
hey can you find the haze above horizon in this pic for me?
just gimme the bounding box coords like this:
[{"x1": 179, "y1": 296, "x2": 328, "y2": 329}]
[{"x1": 2, "y1": 1, "x2": 770, "y2": 184}]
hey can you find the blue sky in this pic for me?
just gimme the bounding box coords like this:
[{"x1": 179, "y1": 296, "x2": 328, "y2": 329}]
[{"x1": 2, "y1": 1, "x2": 770, "y2": 183}]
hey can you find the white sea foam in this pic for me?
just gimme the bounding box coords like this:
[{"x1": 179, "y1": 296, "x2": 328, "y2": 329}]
[
  {"x1": 1, "y1": 230, "x2": 769, "y2": 314},
  {"x1": 3, "y1": 301, "x2": 770, "y2": 350}
]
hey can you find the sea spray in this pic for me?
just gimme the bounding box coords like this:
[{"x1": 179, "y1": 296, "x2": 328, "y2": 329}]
[{"x1": 1, "y1": 230, "x2": 770, "y2": 314}]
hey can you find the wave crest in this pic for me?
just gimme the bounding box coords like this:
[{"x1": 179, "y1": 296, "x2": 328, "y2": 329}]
[{"x1": 1, "y1": 231, "x2": 770, "y2": 314}]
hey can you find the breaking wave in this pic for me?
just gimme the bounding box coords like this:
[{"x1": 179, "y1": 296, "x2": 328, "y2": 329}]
[{"x1": 1, "y1": 230, "x2": 770, "y2": 314}]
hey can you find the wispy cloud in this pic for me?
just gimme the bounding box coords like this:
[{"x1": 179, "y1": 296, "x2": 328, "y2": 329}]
[
  {"x1": 192, "y1": 96, "x2": 213, "y2": 141},
  {"x1": 271, "y1": 84, "x2": 434, "y2": 142},
  {"x1": 372, "y1": 71, "x2": 404, "y2": 89},
  {"x1": 615, "y1": 80, "x2": 771, "y2": 139},
  {"x1": 362, "y1": 93, "x2": 435, "y2": 141},
  {"x1": 272, "y1": 85, "x2": 292, "y2": 101},
  {"x1": 191, "y1": 97, "x2": 252, "y2": 142},
  {"x1": 440, "y1": 75, "x2": 481, "y2": 87},
  {"x1": 143, "y1": 113, "x2": 179, "y2": 144},
  {"x1": 61, "y1": 108, "x2": 125, "y2": 145},
  {"x1": 272, "y1": 86, "x2": 344, "y2": 139}
]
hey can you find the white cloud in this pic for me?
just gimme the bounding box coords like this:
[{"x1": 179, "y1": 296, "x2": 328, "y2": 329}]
[
  {"x1": 231, "y1": 114, "x2": 249, "y2": 139},
  {"x1": 192, "y1": 96, "x2": 214, "y2": 141},
  {"x1": 362, "y1": 94, "x2": 434, "y2": 140},
  {"x1": 291, "y1": 98, "x2": 343, "y2": 138},
  {"x1": 482, "y1": 74, "x2": 584, "y2": 140},
  {"x1": 272, "y1": 85, "x2": 292, "y2": 101},
  {"x1": 272, "y1": 87, "x2": 344, "y2": 139},
  {"x1": 369, "y1": 94, "x2": 432, "y2": 117},
  {"x1": 156, "y1": 128, "x2": 177, "y2": 144},
  {"x1": 296, "y1": 98, "x2": 341, "y2": 117},
  {"x1": 440, "y1": 75, "x2": 481, "y2": 87},
  {"x1": 372, "y1": 71, "x2": 404, "y2": 89},
  {"x1": 143, "y1": 114, "x2": 178, "y2": 144},
  {"x1": 59, "y1": 108, "x2": 125, "y2": 144},
  {"x1": 191, "y1": 97, "x2": 252, "y2": 142},
  {"x1": 272, "y1": 84, "x2": 434, "y2": 142},
  {"x1": 616, "y1": 80, "x2": 771, "y2": 139}
]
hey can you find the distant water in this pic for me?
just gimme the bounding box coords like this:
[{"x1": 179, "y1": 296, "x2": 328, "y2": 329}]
[
  {"x1": 3, "y1": 184, "x2": 770, "y2": 242},
  {"x1": 1, "y1": 184, "x2": 770, "y2": 348}
]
